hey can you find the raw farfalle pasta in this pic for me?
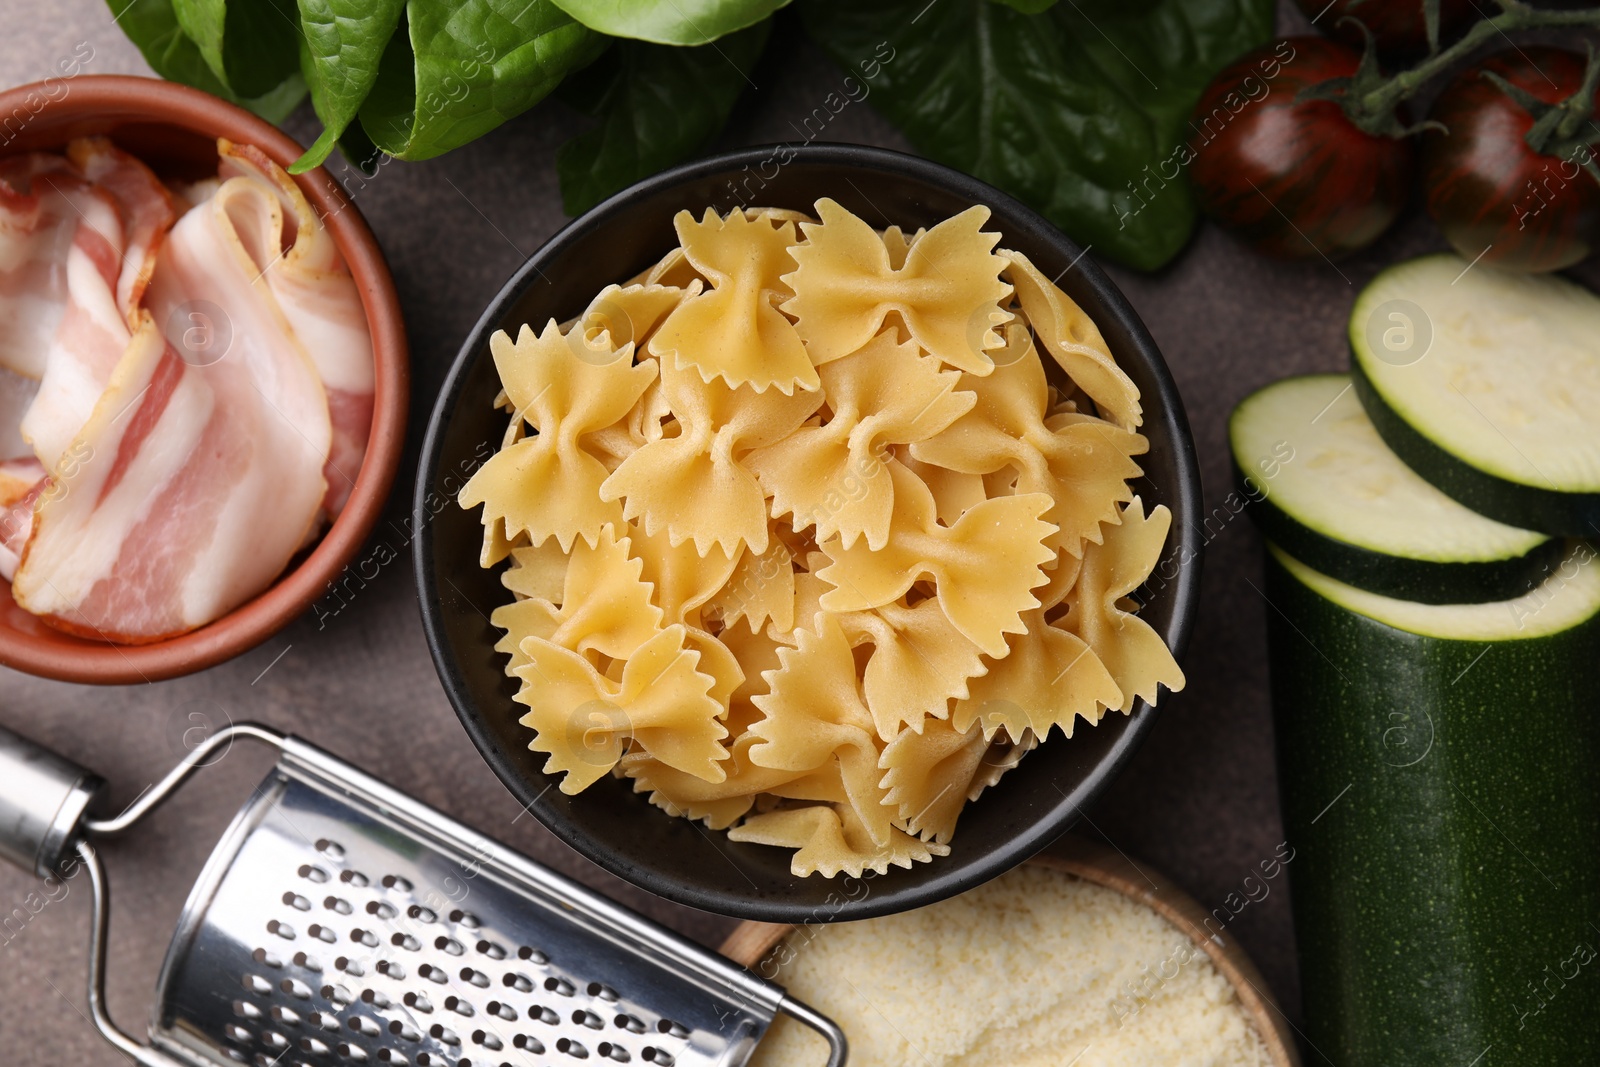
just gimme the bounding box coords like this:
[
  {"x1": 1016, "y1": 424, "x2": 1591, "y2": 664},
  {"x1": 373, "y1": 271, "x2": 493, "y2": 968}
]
[
  {"x1": 783, "y1": 200, "x2": 1014, "y2": 374},
  {"x1": 459, "y1": 322, "x2": 656, "y2": 552},
  {"x1": 748, "y1": 331, "x2": 975, "y2": 550},
  {"x1": 650, "y1": 209, "x2": 817, "y2": 395},
  {"x1": 600, "y1": 355, "x2": 821, "y2": 555},
  {"x1": 814, "y1": 461, "x2": 1058, "y2": 658},
  {"x1": 459, "y1": 199, "x2": 1185, "y2": 878},
  {"x1": 1002, "y1": 247, "x2": 1143, "y2": 431}
]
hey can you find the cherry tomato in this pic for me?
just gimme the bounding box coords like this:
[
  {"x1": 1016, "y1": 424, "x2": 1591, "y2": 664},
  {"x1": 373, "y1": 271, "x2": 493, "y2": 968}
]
[
  {"x1": 1422, "y1": 48, "x2": 1600, "y2": 273},
  {"x1": 1293, "y1": 0, "x2": 1476, "y2": 59},
  {"x1": 1187, "y1": 37, "x2": 1414, "y2": 260}
]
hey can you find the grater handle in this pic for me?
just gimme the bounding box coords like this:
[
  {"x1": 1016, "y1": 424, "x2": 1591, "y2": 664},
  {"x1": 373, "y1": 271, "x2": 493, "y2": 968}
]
[
  {"x1": 85, "y1": 722, "x2": 284, "y2": 836},
  {"x1": 0, "y1": 723, "x2": 104, "y2": 876},
  {"x1": 77, "y1": 841, "x2": 190, "y2": 1067},
  {"x1": 777, "y1": 995, "x2": 850, "y2": 1067}
]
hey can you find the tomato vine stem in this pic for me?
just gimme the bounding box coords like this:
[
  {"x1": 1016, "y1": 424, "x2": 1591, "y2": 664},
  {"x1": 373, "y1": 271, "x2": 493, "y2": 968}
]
[{"x1": 1345, "y1": 1, "x2": 1600, "y2": 136}]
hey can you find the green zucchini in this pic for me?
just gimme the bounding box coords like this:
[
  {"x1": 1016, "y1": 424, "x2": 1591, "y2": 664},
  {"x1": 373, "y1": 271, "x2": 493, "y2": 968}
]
[
  {"x1": 1267, "y1": 541, "x2": 1600, "y2": 1066},
  {"x1": 1349, "y1": 255, "x2": 1600, "y2": 536},
  {"x1": 1231, "y1": 374, "x2": 1558, "y2": 603}
]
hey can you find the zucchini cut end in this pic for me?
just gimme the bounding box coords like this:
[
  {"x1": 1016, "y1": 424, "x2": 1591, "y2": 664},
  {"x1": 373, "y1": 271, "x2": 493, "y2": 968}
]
[{"x1": 1268, "y1": 541, "x2": 1600, "y2": 641}]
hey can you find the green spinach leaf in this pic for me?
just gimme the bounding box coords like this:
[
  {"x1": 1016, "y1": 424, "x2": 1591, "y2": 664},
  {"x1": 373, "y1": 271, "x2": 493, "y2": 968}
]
[
  {"x1": 106, "y1": 0, "x2": 307, "y2": 122},
  {"x1": 171, "y1": 0, "x2": 303, "y2": 98},
  {"x1": 291, "y1": 0, "x2": 408, "y2": 172},
  {"x1": 556, "y1": 21, "x2": 770, "y2": 214},
  {"x1": 548, "y1": 0, "x2": 790, "y2": 46},
  {"x1": 359, "y1": 0, "x2": 605, "y2": 161},
  {"x1": 801, "y1": 0, "x2": 1272, "y2": 270}
]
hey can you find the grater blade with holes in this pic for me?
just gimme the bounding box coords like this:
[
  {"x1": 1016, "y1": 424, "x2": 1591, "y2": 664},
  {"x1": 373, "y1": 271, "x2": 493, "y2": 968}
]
[{"x1": 0, "y1": 721, "x2": 846, "y2": 1067}]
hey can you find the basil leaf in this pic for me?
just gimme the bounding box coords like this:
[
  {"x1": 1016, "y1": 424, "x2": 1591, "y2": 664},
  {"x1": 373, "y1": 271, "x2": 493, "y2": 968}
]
[
  {"x1": 547, "y1": 0, "x2": 790, "y2": 46},
  {"x1": 359, "y1": 0, "x2": 605, "y2": 161},
  {"x1": 106, "y1": 0, "x2": 308, "y2": 122},
  {"x1": 171, "y1": 0, "x2": 303, "y2": 98},
  {"x1": 992, "y1": 0, "x2": 1057, "y2": 11},
  {"x1": 556, "y1": 21, "x2": 770, "y2": 215},
  {"x1": 291, "y1": 0, "x2": 407, "y2": 173},
  {"x1": 801, "y1": 0, "x2": 1272, "y2": 270}
]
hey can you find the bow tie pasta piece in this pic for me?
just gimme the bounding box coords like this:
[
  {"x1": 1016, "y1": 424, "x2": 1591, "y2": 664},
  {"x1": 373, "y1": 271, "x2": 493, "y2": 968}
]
[
  {"x1": 951, "y1": 606, "x2": 1122, "y2": 743},
  {"x1": 816, "y1": 461, "x2": 1057, "y2": 658},
  {"x1": 459, "y1": 322, "x2": 657, "y2": 552},
  {"x1": 879, "y1": 717, "x2": 990, "y2": 844},
  {"x1": 1002, "y1": 247, "x2": 1141, "y2": 430},
  {"x1": 703, "y1": 534, "x2": 797, "y2": 635},
  {"x1": 837, "y1": 598, "x2": 989, "y2": 741},
  {"x1": 601, "y1": 358, "x2": 822, "y2": 555},
  {"x1": 1060, "y1": 497, "x2": 1185, "y2": 713},
  {"x1": 626, "y1": 519, "x2": 738, "y2": 624},
  {"x1": 749, "y1": 616, "x2": 893, "y2": 848},
  {"x1": 967, "y1": 729, "x2": 1037, "y2": 804},
  {"x1": 782, "y1": 199, "x2": 1013, "y2": 375},
  {"x1": 649, "y1": 208, "x2": 818, "y2": 395},
  {"x1": 513, "y1": 624, "x2": 727, "y2": 793},
  {"x1": 748, "y1": 331, "x2": 976, "y2": 550},
  {"x1": 579, "y1": 281, "x2": 699, "y2": 356},
  {"x1": 501, "y1": 540, "x2": 570, "y2": 603},
  {"x1": 490, "y1": 524, "x2": 663, "y2": 672},
  {"x1": 912, "y1": 325, "x2": 1146, "y2": 558},
  {"x1": 727, "y1": 803, "x2": 947, "y2": 879}
]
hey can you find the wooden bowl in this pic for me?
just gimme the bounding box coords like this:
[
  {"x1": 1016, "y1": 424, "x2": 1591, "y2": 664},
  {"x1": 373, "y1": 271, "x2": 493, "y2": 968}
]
[
  {"x1": 720, "y1": 835, "x2": 1302, "y2": 1066},
  {"x1": 0, "y1": 75, "x2": 408, "y2": 684}
]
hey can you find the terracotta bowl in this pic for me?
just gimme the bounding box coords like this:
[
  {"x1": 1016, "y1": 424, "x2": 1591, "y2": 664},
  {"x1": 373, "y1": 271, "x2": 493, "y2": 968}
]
[
  {"x1": 0, "y1": 75, "x2": 407, "y2": 684},
  {"x1": 720, "y1": 836, "x2": 1303, "y2": 1066}
]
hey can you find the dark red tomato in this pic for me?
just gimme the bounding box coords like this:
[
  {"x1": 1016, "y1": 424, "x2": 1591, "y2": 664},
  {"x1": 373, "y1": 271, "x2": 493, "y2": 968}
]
[
  {"x1": 1422, "y1": 48, "x2": 1600, "y2": 273},
  {"x1": 1187, "y1": 37, "x2": 1413, "y2": 260},
  {"x1": 1293, "y1": 0, "x2": 1476, "y2": 59}
]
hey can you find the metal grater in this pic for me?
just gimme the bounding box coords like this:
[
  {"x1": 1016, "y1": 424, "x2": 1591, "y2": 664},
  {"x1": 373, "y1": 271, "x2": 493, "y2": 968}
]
[{"x1": 0, "y1": 722, "x2": 845, "y2": 1067}]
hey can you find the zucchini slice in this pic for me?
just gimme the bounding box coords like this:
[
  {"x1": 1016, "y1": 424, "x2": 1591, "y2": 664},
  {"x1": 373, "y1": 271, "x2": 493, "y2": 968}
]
[
  {"x1": 1266, "y1": 540, "x2": 1600, "y2": 1065},
  {"x1": 1231, "y1": 374, "x2": 1558, "y2": 603},
  {"x1": 1349, "y1": 254, "x2": 1600, "y2": 536}
]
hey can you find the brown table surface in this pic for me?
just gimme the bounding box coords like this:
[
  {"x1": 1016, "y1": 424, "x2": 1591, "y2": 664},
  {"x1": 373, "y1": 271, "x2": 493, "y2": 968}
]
[{"x1": 9, "y1": 3, "x2": 1570, "y2": 1064}]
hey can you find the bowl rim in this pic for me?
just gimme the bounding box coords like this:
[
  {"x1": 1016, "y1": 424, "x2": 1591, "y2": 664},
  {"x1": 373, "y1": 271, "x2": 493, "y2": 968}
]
[
  {"x1": 415, "y1": 142, "x2": 1203, "y2": 921},
  {"x1": 718, "y1": 839, "x2": 1302, "y2": 1067},
  {"x1": 0, "y1": 74, "x2": 409, "y2": 685}
]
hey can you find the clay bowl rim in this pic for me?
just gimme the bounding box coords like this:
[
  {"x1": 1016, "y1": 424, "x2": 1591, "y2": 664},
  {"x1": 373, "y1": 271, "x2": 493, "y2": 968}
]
[
  {"x1": 718, "y1": 838, "x2": 1303, "y2": 1067},
  {"x1": 0, "y1": 74, "x2": 408, "y2": 685},
  {"x1": 415, "y1": 143, "x2": 1203, "y2": 922}
]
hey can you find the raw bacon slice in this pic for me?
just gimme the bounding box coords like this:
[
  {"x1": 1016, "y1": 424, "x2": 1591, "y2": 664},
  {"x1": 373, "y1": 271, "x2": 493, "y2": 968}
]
[
  {"x1": 15, "y1": 166, "x2": 332, "y2": 640},
  {"x1": 0, "y1": 153, "x2": 83, "y2": 380},
  {"x1": 18, "y1": 178, "x2": 129, "y2": 471},
  {"x1": 0, "y1": 456, "x2": 44, "y2": 582},
  {"x1": 67, "y1": 137, "x2": 179, "y2": 321},
  {"x1": 218, "y1": 140, "x2": 373, "y2": 517}
]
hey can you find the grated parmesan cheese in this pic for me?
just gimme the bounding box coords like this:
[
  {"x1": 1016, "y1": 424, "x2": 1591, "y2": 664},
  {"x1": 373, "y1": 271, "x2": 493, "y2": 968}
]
[{"x1": 750, "y1": 865, "x2": 1273, "y2": 1067}]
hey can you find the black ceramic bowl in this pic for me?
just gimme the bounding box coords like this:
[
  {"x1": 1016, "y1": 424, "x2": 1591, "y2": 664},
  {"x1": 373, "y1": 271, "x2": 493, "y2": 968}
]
[{"x1": 416, "y1": 145, "x2": 1203, "y2": 922}]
